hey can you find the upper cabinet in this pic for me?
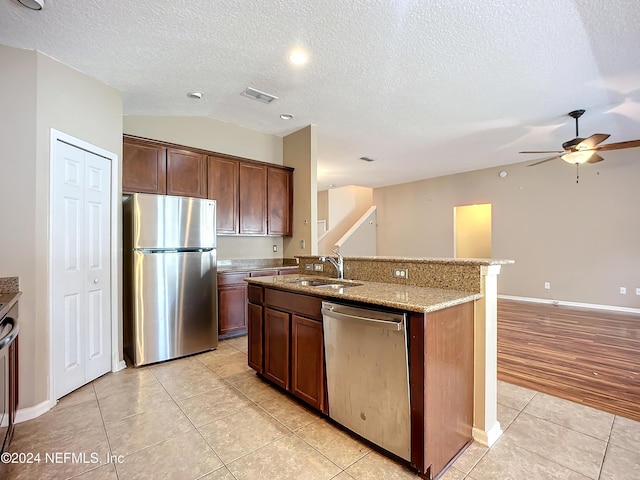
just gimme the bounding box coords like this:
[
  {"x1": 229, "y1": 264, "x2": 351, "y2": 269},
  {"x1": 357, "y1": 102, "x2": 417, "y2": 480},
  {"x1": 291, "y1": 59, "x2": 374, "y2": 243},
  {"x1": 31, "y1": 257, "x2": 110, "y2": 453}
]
[
  {"x1": 122, "y1": 139, "x2": 167, "y2": 194},
  {"x1": 123, "y1": 135, "x2": 293, "y2": 237},
  {"x1": 207, "y1": 156, "x2": 239, "y2": 235},
  {"x1": 166, "y1": 148, "x2": 207, "y2": 198}
]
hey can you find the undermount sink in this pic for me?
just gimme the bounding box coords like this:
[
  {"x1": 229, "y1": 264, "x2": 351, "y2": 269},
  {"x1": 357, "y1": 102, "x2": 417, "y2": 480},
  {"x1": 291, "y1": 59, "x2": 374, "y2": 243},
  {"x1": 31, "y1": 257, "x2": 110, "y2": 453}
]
[{"x1": 285, "y1": 278, "x2": 361, "y2": 289}]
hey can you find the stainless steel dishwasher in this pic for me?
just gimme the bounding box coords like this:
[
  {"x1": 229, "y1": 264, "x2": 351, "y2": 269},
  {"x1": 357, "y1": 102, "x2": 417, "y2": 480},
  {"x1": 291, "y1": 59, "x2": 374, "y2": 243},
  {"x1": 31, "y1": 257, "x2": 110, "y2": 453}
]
[{"x1": 321, "y1": 301, "x2": 411, "y2": 461}]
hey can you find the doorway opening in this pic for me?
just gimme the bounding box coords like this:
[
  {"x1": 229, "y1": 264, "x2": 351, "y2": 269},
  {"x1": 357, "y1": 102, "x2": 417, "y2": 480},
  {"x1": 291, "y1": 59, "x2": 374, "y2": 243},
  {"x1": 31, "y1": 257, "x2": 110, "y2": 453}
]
[{"x1": 454, "y1": 203, "x2": 492, "y2": 258}]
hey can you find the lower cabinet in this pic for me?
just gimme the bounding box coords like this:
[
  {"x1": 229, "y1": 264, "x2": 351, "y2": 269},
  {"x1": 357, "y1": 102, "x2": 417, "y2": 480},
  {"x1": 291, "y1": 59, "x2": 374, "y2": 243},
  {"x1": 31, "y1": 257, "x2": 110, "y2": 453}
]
[{"x1": 247, "y1": 285, "x2": 325, "y2": 411}]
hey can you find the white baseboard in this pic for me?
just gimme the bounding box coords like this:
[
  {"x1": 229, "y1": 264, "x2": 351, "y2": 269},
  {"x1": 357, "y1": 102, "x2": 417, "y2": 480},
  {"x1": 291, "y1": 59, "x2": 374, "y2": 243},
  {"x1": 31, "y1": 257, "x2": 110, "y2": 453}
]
[
  {"x1": 473, "y1": 421, "x2": 503, "y2": 447},
  {"x1": 14, "y1": 399, "x2": 55, "y2": 424},
  {"x1": 114, "y1": 359, "x2": 127, "y2": 372},
  {"x1": 499, "y1": 295, "x2": 640, "y2": 315}
]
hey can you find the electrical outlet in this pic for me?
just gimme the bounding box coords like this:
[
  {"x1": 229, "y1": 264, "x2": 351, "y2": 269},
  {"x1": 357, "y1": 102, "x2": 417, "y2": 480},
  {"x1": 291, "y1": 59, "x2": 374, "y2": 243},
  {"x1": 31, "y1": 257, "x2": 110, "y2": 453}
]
[
  {"x1": 620, "y1": 287, "x2": 627, "y2": 294},
  {"x1": 393, "y1": 268, "x2": 408, "y2": 279},
  {"x1": 304, "y1": 264, "x2": 313, "y2": 271},
  {"x1": 314, "y1": 263, "x2": 324, "y2": 272},
  {"x1": 636, "y1": 288, "x2": 640, "y2": 296},
  {"x1": 299, "y1": 240, "x2": 305, "y2": 249},
  {"x1": 272, "y1": 245, "x2": 277, "y2": 252},
  {"x1": 544, "y1": 282, "x2": 550, "y2": 290}
]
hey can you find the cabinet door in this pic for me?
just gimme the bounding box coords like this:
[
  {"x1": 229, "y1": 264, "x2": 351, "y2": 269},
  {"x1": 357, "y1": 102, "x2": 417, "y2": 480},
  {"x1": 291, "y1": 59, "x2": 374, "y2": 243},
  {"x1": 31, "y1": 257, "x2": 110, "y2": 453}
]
[
  {"x1": 166, "y1": 148, "x2": 207, "y2": 198},
  {"x1": 247, "y1": 303, "x2": 263, "y2": 373},
  {"x1": 291, "y1": 314, "x2": 324, "y2": 410},
  {"x1": 263, "y1": 307, "x2": 290, "y2": 389},
  {"x1": 208, "y1": 156, "x2": 239, "y2": 234},
  {"x1": 218, "y1": 284, "x2": 248, "y2": 338},
  {"x1": 267, "y1": 168, "x2": 293, "y2": 236},
  {"x1": 239, "y1": 163, "x2": 267, "y2": 235},
  {"x1": 122, "y1": 140, "x2": 166, "y2": 194}
]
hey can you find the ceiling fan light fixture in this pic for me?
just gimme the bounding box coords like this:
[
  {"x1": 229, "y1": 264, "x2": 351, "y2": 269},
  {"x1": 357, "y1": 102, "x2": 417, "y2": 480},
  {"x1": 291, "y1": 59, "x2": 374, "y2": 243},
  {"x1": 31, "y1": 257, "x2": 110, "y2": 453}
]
[
  {"x1": 18, "y1": 0, "x2": 44, "y2": 10},
  {"x1": 561, "y1": 151, "x2": 594, "y2": 165}
]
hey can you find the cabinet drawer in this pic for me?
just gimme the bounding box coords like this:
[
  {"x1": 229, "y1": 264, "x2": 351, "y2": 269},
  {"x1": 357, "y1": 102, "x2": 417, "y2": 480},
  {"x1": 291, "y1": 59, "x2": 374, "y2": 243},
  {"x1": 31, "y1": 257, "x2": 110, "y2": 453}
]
[
  {"x1": 250, "y1": 269, "x2": 277, "y2": 277},
  {"x1": 217, "y1": 272, "x2": 249, "y2": 286},
  {"x1": 248, "y1": 284, "x2": 264, "y2": 304},
  {"x1": 264, "y1": 288, "x2": 322, "y2": 320}
]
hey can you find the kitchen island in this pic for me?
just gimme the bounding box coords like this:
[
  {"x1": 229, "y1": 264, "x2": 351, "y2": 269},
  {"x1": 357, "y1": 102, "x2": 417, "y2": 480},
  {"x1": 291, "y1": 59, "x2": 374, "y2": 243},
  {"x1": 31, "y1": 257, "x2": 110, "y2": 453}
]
[{"x1": 245, "y1": 256, "x2": 512, "y2": 479}]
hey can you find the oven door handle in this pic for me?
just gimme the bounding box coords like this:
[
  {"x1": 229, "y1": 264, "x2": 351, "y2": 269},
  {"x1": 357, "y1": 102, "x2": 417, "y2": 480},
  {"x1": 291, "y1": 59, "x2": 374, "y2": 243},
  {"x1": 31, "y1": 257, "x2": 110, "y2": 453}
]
[{"x1": 0, "y1": 317, "x2": 19, "y2": 350}]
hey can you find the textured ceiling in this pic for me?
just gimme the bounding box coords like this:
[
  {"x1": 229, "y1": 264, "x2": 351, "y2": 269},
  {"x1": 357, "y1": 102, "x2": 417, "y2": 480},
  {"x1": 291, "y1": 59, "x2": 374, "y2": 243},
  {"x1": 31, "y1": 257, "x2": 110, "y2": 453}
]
[{"x1": 1, "y1": 0, "x2": 639, "y2": 190}]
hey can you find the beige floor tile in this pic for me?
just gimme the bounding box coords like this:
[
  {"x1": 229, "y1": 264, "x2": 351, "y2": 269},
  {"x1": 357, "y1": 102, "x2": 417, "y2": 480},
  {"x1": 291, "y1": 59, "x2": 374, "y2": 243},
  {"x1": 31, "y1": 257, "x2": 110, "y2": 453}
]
[
  {"x1": 452, "y1": 441, "x2": 488, "y2": 474},
  {"x1": 600, "y1": 443, "x2": 640, "y2": 480},
  {"x1": 496, "y1": 380, "x2": 536, "y2": 411},
  {"x1": 331, "y1": 472, "x2": 355, "y2": 479},
  {"x1": 233, "y1": 375, "x2": 281, "y2": 403},
  {"x1": 260, "y1": 395, "x2": 320, "y2": 430},
  {"x1": 609, "y1": 415, "x2": 640, "y2": 452},
  {"x1": 197, "y1": 342, "x2": 239, "y2": 360},
  {"x1": 439, "y1": 467, "x2": 466, "y2": 480},
  {"x1": 228, "y1": 433, "x2": 342, "y2": 480},
  {"x1": 225, "y1": 335, "x2": 249, "y2": 353},
  {"x1": 523, "y1": 392, "x2": 614, "y2": 440},
  {"x1": 502, "y1": 412, "x2": 606, "y2": 479},
  {"x1": 115, "y1": 430, "x2": 222, "y2": 480},
  {"x1": 3, "y1": 425, "x2": 111, "y2": 480},
  {"x1": 345, "y1": 451, "x2": 418, "y2": 479},
  {"x1": 104, "y1": 402, "x2": 194, "y2": 457},
  {"x1": 199, "y1": 466, "x2": 238, "y2": 480},
  {"x1": 198, "y1": 349, "x2": 248, "y2": 369},
  {"x1": 92, "y1": 367, "x2": 158, "y2": 400},
  {"x1": 97, "y1": 381, "x2": 174, "y2": 423},
  {"x1": 198, "y1": 405, "x2": 290, "y2": 463},
  {"x1": 10, "y1": 399, "x2": 103, "y2": 452},
  {"x1": 296, "y1": 419, "x2": 370, "y2": 469},
  {"x1": 156, "y1": 367, "x2": 227, "y2": 401},
  {"x1": 51, "y1": 383, "x2": 97, "y2": 412},
  {"x1": 497, "y1": 403, "x2": 519, "y2": 429},
  {"x1": 469, "y1": 437, "x2": 591, "y2": 480},
  {"x1": 151, "y1": 355, "x2": 212, "y2": 382},
  {"x1": 70, "y1": 463, "x2": 119, "y2": 479},
  {"x1": 217, "y1": 362, "x2": 256, "y2": 384},
  {"x1": 177, "y1": 384, "x2": 253, "y2": 427}
]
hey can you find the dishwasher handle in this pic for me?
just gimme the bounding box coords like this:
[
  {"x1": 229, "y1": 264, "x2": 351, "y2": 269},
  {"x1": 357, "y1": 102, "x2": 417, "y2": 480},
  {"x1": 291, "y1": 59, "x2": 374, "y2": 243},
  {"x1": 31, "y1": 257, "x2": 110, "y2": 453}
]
[
  {"x1": 0, "y1": 317, "x2": 19, "y2": 350},
  {"x1": 321, "y1": 307, "x2": 403, "y2": 331}
]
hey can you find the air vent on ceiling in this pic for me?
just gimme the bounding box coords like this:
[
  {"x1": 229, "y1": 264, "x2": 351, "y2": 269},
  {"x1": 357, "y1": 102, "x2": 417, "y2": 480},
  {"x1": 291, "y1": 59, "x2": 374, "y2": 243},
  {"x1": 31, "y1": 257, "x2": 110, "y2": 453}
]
[
  {"x1": 241, "y1": 87, "x2": 278, "y2": 104},
  {"x1": 359, "y1": 156, "x2": 376, "y2": 162}
]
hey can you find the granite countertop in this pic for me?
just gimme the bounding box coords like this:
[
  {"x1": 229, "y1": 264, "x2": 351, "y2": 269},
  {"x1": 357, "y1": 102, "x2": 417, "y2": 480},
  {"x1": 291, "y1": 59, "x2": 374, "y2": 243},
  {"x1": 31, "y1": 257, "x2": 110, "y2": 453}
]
[
  {"x1": 245, "y1": 275, "x2": 481, "y2": 313},
  {"x1": 295, "y1": 255, "x2": 514, "y2": 266},
  {"x1": 0, "y1": 291, "x2": 22, "y2": 319},
  {"x1": 217, "y1": 258, "x2": 299, "y2": 273}
]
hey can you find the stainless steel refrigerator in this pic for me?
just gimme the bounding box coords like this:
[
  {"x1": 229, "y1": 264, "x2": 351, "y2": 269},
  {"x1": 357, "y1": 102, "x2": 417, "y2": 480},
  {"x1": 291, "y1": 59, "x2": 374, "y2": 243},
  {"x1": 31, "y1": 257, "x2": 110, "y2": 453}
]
[{"x1": 123, "y1": 193, "x2": 218, "y2": 366}]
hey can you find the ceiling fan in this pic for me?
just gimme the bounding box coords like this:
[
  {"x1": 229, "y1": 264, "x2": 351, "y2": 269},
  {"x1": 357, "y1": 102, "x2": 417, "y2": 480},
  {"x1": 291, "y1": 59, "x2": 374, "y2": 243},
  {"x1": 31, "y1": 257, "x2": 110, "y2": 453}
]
[{"x1": 520, "y1": 109, "x2": 640, "y2": 179}]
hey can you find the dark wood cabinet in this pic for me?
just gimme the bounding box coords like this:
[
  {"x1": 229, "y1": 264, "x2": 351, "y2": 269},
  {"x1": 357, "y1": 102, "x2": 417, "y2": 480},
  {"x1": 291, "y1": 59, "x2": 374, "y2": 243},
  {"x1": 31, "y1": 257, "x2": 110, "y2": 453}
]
[
  {"x1": 267, "y1": 168, "x2": 293, "y2": 236},
  {"x1": 291, "y1": 314, "x2": 324, "y2": 410},
  {"x1": 122, "y1": 139, "x2": 167, "y2": 194},
  {"x1": 263, "y1": 307, "x2": 290, "y2": 389},
  {"x1": 239, "y1": 163, "x2": 267, "y2": 235},
  {"x1": 207, "y1": 156, "x2": 239, "y2": 234},
  {"x1": 166, "y1": 148, "x2": 207, "y2": 198},
  {"x1": 247, "y1": 302, "x2": 263, "y2": 372}
]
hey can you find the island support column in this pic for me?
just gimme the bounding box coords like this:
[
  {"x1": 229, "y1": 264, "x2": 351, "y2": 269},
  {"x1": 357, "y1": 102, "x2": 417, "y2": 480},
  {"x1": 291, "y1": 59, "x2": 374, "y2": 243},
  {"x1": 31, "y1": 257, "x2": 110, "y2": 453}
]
[{"x1": 473, "y1": 264, "x2": 503, "y2": 446}]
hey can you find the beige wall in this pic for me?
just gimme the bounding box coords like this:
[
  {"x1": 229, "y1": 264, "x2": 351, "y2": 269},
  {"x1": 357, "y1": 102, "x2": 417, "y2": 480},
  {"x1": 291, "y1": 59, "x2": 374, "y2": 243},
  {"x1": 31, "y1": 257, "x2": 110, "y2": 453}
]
[
  {"x1": 0, "y1": 45, "x2": 123, "y2": 409},
  {"x1": 123, "y1": 116, "x2": 286, "y2": 260},
  {"x1": 374, "y1": 153, "x2": 640, "y2": 308},
  {"x1": 283, "y1": 125, "x2": 318, "y2": 257}
]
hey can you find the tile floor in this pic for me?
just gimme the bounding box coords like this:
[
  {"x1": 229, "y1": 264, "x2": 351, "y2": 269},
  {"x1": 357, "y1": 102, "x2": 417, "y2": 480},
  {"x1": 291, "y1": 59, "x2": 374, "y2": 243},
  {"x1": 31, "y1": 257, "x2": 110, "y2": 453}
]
[{"x1": 2, "y1": 335, "x2": 639, "y2": 479}]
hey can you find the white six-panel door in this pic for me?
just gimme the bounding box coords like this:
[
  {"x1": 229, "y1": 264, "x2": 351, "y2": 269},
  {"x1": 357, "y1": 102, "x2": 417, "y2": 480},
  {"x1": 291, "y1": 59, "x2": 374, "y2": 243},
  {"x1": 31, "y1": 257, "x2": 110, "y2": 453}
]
[{"x1": 52, "y1": 140, "x2": 112, "y2": 399}]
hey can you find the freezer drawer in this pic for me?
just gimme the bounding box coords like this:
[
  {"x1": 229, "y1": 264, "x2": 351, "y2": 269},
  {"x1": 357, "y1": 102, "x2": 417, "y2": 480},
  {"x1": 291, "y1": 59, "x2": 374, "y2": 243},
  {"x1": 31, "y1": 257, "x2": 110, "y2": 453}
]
[
  {"x1": 128, "y1": 250, "x2": 217, "y2": 366},
  {"x1": 322, "y1": 301, "x2": 411, "y2": 461}
]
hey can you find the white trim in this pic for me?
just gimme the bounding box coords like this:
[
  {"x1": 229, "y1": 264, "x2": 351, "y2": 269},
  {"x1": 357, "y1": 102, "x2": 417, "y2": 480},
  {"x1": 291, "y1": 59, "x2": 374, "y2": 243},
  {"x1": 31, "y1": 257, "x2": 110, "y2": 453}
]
[
  {"x1": 473, "y1": 421, "x2": 503, "y2": 447},
  {"x1": 499, "y1": 294, "x2": 640, "y2": 315},
  {"x1": 334, "y1": 206, "x2": 376, "y2": 248},
  {"x1": 114, "y1": 359, "x2": 127, "y2": 372},
  {"x1": 49, "y1": 129, "x2": 121, "y2": 406},
  {"x1": 14, "y1": 400, "x2": 55, "y2": 425}
]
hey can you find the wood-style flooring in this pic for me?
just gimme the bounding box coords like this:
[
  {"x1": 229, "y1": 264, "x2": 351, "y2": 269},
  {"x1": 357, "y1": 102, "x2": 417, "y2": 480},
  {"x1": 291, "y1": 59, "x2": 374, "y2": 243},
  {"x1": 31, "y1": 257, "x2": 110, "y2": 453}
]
[{"x1": 497, "y1": 299, "x2": 640, "y2": 422}]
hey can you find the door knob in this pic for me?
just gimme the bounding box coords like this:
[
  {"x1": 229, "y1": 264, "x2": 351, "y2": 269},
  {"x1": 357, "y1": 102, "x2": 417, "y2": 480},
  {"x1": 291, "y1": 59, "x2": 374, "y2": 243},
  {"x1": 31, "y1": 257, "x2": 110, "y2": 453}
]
[{"x1": 94, "y1": 279, "x2": 99, "y2": 284}]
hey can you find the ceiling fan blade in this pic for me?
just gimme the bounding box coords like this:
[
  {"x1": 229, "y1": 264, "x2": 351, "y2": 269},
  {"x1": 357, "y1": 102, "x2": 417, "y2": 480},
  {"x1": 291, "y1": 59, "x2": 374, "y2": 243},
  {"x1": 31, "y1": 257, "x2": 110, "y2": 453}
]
[
  {"x1": 576, "y1": 133, "x2": 610, "y2": 150},
  {"x1": 526, "y1": 155, "x2": 561, "y2": 167},
  {"x1": 593, "y1": 139, "x2": 640, "y2": 151},
  {"x1": 519, "y1": 150, "x2": 564, "y2": 154},
  {"x1": 586, "y1": 153, "x2": 604, "y2": 163}
]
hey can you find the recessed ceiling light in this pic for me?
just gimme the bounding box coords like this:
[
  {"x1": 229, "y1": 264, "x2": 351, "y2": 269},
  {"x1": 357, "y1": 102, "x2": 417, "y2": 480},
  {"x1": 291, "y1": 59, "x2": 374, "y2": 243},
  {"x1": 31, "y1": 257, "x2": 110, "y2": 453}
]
[
  {"x1": 187, "y1": 92, "x2": 202, "y2": 99},
  {"x1": 280, "y1": 113, "x2": 293, "y2": 120},
  {"x1": 18, "y1": 0, "x2": 43, "y2": 10},
  {"x1": 328, "y1": 184, "x2": 336, "y2": 188},
  {"x1": 289, "y1": 50, "x2": 308, "y2": 65}
]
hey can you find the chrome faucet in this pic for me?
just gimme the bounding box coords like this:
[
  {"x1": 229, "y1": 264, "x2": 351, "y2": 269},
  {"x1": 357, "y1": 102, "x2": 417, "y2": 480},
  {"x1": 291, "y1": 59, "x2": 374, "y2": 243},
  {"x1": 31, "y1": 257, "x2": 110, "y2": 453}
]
[{"x1": 320, "y1": 249, "x2": 344, "y2": 280}]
